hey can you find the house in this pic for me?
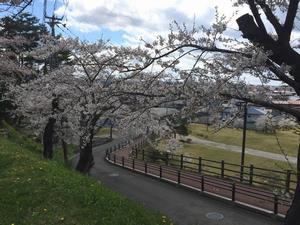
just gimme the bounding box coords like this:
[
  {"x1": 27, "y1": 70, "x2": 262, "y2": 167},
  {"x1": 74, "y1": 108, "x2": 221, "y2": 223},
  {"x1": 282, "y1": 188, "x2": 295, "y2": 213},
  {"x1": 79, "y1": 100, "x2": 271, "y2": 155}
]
[{"x1": 244, "y1": 106, "x2": 269, "y2": 130}]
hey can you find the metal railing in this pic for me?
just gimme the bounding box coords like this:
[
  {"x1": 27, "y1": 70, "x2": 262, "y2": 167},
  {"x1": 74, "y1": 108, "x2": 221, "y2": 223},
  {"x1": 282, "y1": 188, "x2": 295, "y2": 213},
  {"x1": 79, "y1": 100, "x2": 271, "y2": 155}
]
[
  {"x1": 105, "y1": 139, "x2": 293, "y2": 217},
  {"x1": 136, "y1": 149, "x2": 297, "y2": 194}
]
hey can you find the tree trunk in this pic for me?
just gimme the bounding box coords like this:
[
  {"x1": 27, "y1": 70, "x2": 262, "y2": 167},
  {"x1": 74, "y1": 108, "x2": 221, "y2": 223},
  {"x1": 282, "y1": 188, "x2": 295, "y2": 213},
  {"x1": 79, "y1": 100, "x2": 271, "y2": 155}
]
[
  {"x1": 62, "y1": 139, "x2": 68, "y2": 164},
  {"x1": 75, "y1": 141, "x2": 94, "y2": 173},
  {"x1": 76, "y1": 133, "x2": 95, "y2": 173},
  {"x1": 43, "y1": 117, "x2": 56, "y2": 159},
  {"x1": 284, "y1": 143, "x2": 300, "y2": 225},
  {"x1": 235, "y1": 10, "x2": 300, "y2": 225},
  {"x1": 284, "y1": 183, "x2": 300, "y2": 225}
]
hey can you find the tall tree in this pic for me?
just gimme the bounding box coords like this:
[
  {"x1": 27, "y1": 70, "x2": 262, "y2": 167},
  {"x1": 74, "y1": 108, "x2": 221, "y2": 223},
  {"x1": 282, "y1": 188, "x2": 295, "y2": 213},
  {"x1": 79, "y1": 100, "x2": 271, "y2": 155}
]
[
  {"x1": 0, "y1": 12, "x2": 49, "y2": 68},
  {"x1": 0, "y1": 0, "x2": 33, "y2": 130}
]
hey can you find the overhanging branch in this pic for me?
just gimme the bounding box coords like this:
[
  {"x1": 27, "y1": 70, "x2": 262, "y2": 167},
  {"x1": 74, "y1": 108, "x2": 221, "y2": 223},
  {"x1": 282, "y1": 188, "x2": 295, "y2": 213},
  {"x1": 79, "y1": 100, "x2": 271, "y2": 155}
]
[
  {"x1": 284, "y1": 0, "x2": 300, "y2": 41},
  {"x1": 221, "y1": 93, "x2": 300, "y2": 119},
  {"x1": 255, "y1": 0, "x2": 283, "y2": 36}
]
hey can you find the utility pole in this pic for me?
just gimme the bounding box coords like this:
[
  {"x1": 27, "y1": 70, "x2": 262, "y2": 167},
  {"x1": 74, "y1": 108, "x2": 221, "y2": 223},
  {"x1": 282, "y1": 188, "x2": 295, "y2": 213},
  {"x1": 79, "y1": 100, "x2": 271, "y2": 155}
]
[
  {"x1": 46, "y1": 14, "x2": 62, "y2": 37},
  {"x1": 43, "y1": 0, "x2": 64, "y2": 69},
  {"x1": 45, "y1": 14, "x2": 63, "y2": 69},
  {"x1": 240, "y1": 101, "x2": 248, "y2": 182},
  {"x1": 42, "y1": 0, "x2": 65, "y2": 159}
]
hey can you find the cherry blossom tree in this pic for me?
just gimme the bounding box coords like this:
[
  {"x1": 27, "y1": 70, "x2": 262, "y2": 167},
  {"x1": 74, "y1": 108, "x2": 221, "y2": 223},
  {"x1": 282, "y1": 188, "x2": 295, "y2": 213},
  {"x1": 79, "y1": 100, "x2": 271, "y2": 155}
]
[
  {"x1": 10, "y1": 36, "x2": 181, "y2": 172},
  {"x1": 140, "y1": 1, "x2": 300, "y2": 224}
]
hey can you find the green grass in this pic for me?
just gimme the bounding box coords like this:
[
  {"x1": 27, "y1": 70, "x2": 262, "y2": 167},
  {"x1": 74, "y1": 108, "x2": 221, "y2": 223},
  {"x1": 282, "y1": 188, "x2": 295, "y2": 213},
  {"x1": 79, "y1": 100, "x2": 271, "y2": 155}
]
[
  {"x1": 96, "y1": 127, "x2": 113, "y2": 137},
  {"x1": 0, "y1": 125, "x2": 172, "y2": 225},
  {"x1": 156, "y1": 138, "x2": 296, "y2": 172},
  {"x1": 3, "y1": 121, "x2": 78, "y2": 165},
  {"x1": 152, "y1": 138, "x2": 297, "y2": 191},
  {"x1": 178, "y1": 143, "x2": 297, "y2": 191},
  {"x1": 179, "y1": 143, "x2": 296, "y2": 172},
  {"x1": 188, "y1": 123, "x2": 299, "y2": 157}
]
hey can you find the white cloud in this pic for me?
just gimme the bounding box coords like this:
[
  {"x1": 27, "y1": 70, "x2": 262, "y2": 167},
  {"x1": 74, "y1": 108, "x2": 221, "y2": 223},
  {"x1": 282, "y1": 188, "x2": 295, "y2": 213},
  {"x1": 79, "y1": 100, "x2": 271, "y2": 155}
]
[
  {"x1": 55, "y1": 1, "x2": 294, "y2": 85},
  {"x1": 56, "y1": 0, "x2": 249, "y2": 45}
]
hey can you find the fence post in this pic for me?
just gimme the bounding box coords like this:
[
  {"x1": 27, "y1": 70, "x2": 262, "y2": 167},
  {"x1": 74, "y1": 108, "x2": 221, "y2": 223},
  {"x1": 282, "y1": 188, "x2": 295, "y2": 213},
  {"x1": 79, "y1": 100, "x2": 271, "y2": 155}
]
[
  {"x1": 198, "y1": 157, "x2": 202, "y2": 173},
  {"x1": 145, "y1": 162, "x2": 147, "y2": 173},
  {"x1": 122, "y1": 156, "x2": 125, "y2": 167},
  {"x1": 221, "y1": 160, "x2": 225, "y2": 178},
  {"x1": 201, "y1": 175, "x2": 204, "y2": 191},
  {"x1": 240, "y1": 164, "x2": 244, "y2": 182},
  {"x1": 142, "y1": 149, "x2": 145, "y2": 161},
  {"x1": 232, "y1": 183, "x2": 236, "y2": 201},
  {"x1": 135, "y1": 148, "x2": 138, "y2": 158},
  {"x1": 249, "y1": 164, "x2": 254, "y2": 185},
  {"x1": 285, "y1": 170, "x2": 291, "y2": 193},
  {"x1": 180, "y1": 154, "x2": 184, "y2": 169},
  {"x1": 273, "y1": 195, "x2": 278, "y2": 215},
  {"x1": 159, "y1": 166, "x2": 162, "y2": 178},
  {"x1": 178, "y1": 171, "x2": 181, "y2": 184},
  {"x1": 113, "y1": 154, "x2": 116, "y2": 163},
  {"x1": 132, "y1": 159, "x2": 135, "y2": 170}
]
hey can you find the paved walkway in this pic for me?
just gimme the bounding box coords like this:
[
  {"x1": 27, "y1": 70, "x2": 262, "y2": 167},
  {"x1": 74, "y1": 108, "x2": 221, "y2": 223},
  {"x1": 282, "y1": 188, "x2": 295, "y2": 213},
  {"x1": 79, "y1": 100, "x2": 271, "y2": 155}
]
[
  {"x1": 83, "y1": 139, "x2": 281, "y2": 225},
  {"x1": 186, "y1": 135, "x2": 297, "y2": 164}
]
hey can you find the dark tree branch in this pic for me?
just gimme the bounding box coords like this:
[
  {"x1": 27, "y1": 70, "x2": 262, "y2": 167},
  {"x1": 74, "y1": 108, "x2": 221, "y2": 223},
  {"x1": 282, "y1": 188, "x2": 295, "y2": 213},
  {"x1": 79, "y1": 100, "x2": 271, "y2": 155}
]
[
  {"x1": 119, "y1": 91, "x2": 165, "y2": 98},
  {"x1": 151, "y1": 44, "x2": 248, "y2": 61},
  {"x1": 284, "y1": 0, "x2": 300, "y2": 41},
  {"x1": 237, "y1": 13, "x2": 300, "y2": 83},
  {"x1": 266, "y1": 59, "x2": 300, "y2": 94},
  {"x1": 255, "y1": 0, "x2": 283, "y2": 36},
  {"x1": 247, "y1": 0, "x2": 268, "y2": 34},
  {"x1": 13, "y1": 0, "x2": 33, "y2": 18},
  {"x1": 221, "y1": 93, "x2": 300, "y2": 119}
]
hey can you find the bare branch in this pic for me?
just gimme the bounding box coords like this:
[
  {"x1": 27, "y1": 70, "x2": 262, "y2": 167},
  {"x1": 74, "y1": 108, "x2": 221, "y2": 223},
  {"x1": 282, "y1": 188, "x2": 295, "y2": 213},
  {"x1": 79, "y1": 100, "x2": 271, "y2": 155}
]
[
  {"x1": 255, "y1": 0, "x2": 283, "y2": 36},
  {"x1": 247, "y1": 0, "x2": 268, "y2": 34},
  {"x1": 284, "y1": 0, "x2": 300, "y2": 41}
]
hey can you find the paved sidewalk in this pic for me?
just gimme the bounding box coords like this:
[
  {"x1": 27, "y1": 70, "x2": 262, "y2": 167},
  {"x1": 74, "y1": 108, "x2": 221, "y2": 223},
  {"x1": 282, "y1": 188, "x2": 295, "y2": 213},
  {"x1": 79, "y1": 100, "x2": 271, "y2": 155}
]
[
  {"x1": 187, "y1": 135, "x2": 297, "y2": 164},
  {"x1": 87, "y1": 140, "x2": 281, "y2": 225}
]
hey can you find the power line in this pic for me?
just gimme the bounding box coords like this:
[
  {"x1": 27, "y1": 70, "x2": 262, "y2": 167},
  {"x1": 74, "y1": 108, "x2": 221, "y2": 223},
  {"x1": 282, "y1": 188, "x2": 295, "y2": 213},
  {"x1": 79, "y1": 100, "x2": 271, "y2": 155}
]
[{"x1": 43, "y1": 0, "x2": 68, "y2": 36}]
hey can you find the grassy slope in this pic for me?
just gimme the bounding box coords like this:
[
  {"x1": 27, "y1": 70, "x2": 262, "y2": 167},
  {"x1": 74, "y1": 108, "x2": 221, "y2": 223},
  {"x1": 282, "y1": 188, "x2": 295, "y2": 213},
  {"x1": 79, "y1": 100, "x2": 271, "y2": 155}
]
[
  {"x1": 188, "y1": 124, "x2": 299, "y2": 157},
  {"x1": 0, "y1": 126, "x2": 172, "y2": 225}
]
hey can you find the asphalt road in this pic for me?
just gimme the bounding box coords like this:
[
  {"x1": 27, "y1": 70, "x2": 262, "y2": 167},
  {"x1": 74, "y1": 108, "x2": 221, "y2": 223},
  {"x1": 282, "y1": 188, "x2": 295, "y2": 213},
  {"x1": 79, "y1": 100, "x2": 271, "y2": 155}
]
[{"x1": 88, "y1": 140, "x2": 282, "y2": 225}]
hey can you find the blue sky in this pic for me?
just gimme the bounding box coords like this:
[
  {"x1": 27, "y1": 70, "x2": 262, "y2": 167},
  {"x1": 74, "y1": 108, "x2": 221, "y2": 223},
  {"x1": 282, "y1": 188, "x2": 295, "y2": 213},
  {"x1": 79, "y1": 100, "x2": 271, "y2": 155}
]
[
  {"x1": 20, "y1": 0, "x2": 246, "y2": 45},
  {"x1": 23, "y1": 0, "x2": 280, "y2": 85},
  {"x1": 2, "y1": 0, "x2": 290, "y2": 85}
]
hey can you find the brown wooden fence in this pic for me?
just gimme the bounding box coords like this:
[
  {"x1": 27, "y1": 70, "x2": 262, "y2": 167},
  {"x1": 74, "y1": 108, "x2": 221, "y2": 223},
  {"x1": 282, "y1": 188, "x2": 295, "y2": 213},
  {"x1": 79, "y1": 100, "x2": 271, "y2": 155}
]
[
  {"x1": 135, "y1": 149, "x2": 297, "y2": 194},
  {"x1": 105, "y1": 139, "x2": 293, "y2": 217}
]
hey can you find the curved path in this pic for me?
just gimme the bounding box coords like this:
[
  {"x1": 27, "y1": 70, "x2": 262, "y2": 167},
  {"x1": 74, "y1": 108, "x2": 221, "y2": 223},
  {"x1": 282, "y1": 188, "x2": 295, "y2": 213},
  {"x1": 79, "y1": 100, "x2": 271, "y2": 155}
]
[
  {"x1": 83, "y1": 139, "x2": 281, "y2": 225},
  {"x1": 186, "y1": 135, "x2": 297, "y2": 164}
]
